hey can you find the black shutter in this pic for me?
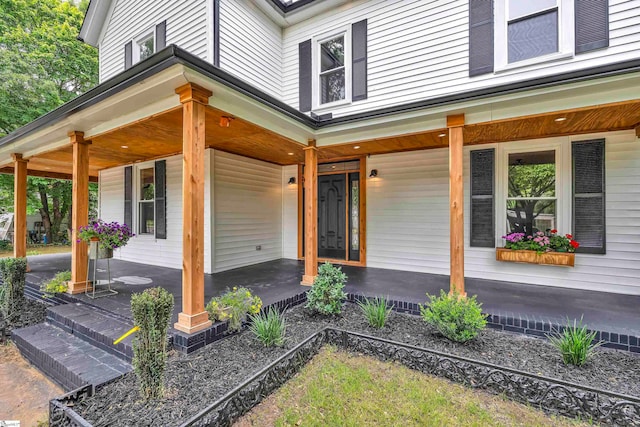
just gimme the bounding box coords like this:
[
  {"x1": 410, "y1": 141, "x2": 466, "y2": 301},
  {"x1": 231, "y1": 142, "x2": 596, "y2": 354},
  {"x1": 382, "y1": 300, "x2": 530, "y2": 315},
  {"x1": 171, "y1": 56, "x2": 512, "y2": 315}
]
[
  {"x1": 352, "y1": 19, "x2": 368, "y2": 101},
  {"x1": 124, "y1": 166, "x2": 133, "y2": 228},
  {"x1": 124, "y1": 41, "x2": 132, "y2": 70},
  {"x1": 298, "y1": 39, "x2": 312, "y2": 112},
  {"x1": 155, "y1": 20, "x2": 167, "y2": 51},
  {"x1": 575, "y1": 0, "x2": 609, "y2": 54},
  {"x1": 213, "y1": 0, "x2": 220, "y2": 66},
  {"x1": 468, "y1": 0, "x2": 494, "y2": 76},
  {"x1": 155, "y1": 160, "x2": 167, "y2": 240},
  {"x1": 470, "y1": 149, "x2": 495, "y2": 247},
  {"x1": 572, "y1": 139, "x2": 605, "y2": 254}
]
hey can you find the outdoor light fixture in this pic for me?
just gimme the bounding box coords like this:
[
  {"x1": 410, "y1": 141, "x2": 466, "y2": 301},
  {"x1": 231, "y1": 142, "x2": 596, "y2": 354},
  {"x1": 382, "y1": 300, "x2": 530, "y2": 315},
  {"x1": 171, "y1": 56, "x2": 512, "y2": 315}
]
[
  {"x1": 554, "y1": 117, "x2": 567, "y2": 122},
  {"x1": 219, "y1": 116, "x2": 234, "y2": 127},
  {"x1": 354, "y1": 145, "x2": 361, "y2": 149},
  {"x1": 287, "y1": 152, "x2": 294, "y2": 155},
  {"x1": 121, "y1": 145, "x2": 128, "y2": 149},
  {"x1": 438, "y1": 133, "x2": 447, "y2": 137},
  {"x1": 288, "y1": 177, "x2": 296, "y2": 185},
  {"x1": 369, "y1": 169, "x2": 378, "y2": 178}
]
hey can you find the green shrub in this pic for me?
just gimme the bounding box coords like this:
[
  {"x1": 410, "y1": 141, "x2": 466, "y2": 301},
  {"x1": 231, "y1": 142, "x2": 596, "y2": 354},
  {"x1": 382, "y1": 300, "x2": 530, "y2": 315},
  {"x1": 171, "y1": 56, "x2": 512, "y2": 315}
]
[
  {"x1": 305, "y1": 262, "x2": 348, "y2": 315},
  {"x1": 358, "y1": 296, "x2": 392, "y2": 329},
  {"x1": 206, "y1": 287, "x2": 262, "y2": 332},
  {"x1": 420, "y1": 290, "x2": 487, "y2": 343},
  {"x1": 131, "y1": 287, "x2": 174, "y2": 400},
  {"x1": 547, "y1": 317, "x2": 601, "y2": 367},
  {"x1": 40, "y1": 270, "x2": 70, "y2": 296},
  {"x1": 0, "y1": 258, "x2": 27, "y2": 323},
  {"x1": 0, "y1": 240, "x2": 11, "y2": 251},
  {"x1": 249, "y1": 306, "x2": 286, "y2": 347}
]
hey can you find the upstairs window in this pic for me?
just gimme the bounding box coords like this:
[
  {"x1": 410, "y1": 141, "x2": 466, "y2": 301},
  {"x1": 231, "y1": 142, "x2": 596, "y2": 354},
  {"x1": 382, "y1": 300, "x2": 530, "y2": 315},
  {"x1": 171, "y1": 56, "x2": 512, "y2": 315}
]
[
  {"x1": 134, "y1": 32, "x2": 155, "y2": 63},
  {"x1": 507, "y1": 0, "x2": 558, "y2": 63},
  {"x1": 312, "y1": 28, "x2": 351, "y2": 109}
]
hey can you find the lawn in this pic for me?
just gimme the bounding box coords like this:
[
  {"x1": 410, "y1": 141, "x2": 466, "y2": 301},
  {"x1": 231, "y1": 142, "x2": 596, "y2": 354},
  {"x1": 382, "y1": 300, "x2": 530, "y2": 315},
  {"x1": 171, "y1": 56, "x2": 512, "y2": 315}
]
[
  {"x1": 0, "y1": 244, "x2": 71, "y2": 258},
  {"x1": 236, "y1": 346, "x2": 589, "y2": 427}
]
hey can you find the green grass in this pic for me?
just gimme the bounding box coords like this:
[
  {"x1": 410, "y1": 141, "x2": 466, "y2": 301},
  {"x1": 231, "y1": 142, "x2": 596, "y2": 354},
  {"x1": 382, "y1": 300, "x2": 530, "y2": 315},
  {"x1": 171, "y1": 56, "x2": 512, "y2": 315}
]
[
  {"x1": 0, "y1": 244, "x2": 71, "y2": 258},
  {"x1": 237, "y1": 347, "x2": 590, "y2": 427}
]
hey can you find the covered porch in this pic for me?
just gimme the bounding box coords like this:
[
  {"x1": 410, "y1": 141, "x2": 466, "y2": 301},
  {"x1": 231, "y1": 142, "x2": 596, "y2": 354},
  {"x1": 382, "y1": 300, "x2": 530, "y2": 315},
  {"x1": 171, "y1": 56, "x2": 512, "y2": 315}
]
[
  {"x1": 1, "y1": 46, "x2": 640, "y2": 337},
  {"x1": 25, "y1": 253, "x2": 640, "y2": 340}
]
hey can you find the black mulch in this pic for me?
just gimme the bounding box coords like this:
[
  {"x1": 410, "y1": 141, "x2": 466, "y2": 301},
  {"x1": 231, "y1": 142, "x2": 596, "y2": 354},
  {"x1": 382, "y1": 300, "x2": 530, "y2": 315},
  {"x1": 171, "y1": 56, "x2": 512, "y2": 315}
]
[
  {"x1": 0, "y1": 299, "x2": 48, "y2": 342},
  {"x1": 75, "y1": 303, "x2": 640, "y2": 427}
]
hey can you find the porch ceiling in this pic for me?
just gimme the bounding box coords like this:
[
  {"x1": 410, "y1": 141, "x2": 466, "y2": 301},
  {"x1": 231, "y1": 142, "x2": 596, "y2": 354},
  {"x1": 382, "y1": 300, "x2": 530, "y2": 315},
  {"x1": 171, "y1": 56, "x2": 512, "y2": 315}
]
[
  {"x1": 8, "y1": 105, "x2": 307, "y2": 179},
  {"x1": 318, "y1": 99, "x2": 640, "y2": 158}
]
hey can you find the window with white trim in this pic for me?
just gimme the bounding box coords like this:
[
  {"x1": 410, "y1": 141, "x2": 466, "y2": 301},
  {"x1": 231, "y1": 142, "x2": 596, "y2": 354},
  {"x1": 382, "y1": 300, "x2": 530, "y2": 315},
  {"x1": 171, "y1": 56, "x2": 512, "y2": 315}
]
[
  {"x1": 495, "y1": 0, "x2": 573, "y2": 69},
  {"x1": 138, "y1": 167, "x2": 155, "y2": 235},
  {"x1": 134, "y1": 31, "x2": 155, "y2": 63},
  {"x1": 506, "y1": 150, "x2": 557, "y2": 236},
  {"x1": 313, "y1": 28, "x2": 351, "y2": 109}
]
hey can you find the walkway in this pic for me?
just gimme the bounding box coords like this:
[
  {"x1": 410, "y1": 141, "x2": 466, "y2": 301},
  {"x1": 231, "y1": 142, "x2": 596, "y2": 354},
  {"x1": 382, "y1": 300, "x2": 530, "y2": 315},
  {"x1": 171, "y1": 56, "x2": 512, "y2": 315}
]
[{"x1": 25, "y1": 253, "x2": 640, "y2": 337}]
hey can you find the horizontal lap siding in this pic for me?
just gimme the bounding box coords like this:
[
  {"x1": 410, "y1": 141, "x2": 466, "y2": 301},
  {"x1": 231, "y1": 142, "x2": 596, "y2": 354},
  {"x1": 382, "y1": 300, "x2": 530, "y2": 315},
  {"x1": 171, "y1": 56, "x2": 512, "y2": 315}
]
[
  {"x1": 98, "y1": 155, "x2": 191, "y2": 270},
  {"x1": 219, "y1": 0, "x2": 283, "y2": 99},
  {"x1": 213, "y1": 151, "x2": 283, "y2": 272},
  {"x1": 100, "y1": 0, "x2": 208, "y2": 82},
  {"x1": 367, "y1": 131, "x2": 640, "y2": 294},
  {"x1": 282, "y1": 165, "x2": 299, "y2": 259},
  {"x1": 282, "y1": 0, "x2": 640, "y2": 116}
]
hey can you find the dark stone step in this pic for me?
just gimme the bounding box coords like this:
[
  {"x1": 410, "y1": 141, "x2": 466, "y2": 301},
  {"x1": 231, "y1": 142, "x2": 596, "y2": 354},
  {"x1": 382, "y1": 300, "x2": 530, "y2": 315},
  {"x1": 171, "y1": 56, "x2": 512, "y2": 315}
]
[
  {"x1": 47, "y1": 303, "x2": 135, "y2": 362},
  {"x1": 12, "y1": 323, "x2": 131, "y2": 392}
]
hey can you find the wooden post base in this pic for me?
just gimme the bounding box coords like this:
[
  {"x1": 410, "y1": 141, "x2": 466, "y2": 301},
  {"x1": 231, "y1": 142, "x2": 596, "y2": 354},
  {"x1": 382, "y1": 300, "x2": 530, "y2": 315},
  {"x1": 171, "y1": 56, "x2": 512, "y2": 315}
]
[
  {"x1": 300, "y1": 275, "x2": 316, "y2": 286},
  {"x1": 448, "y1": 289, "x2": 467, "y2": 299},
  {"x1": 66, "y1": 281, "x2": 93, "y2": 294},
  {"x1": 174, "y1": 311, "x2": 212, "y2": 334}
]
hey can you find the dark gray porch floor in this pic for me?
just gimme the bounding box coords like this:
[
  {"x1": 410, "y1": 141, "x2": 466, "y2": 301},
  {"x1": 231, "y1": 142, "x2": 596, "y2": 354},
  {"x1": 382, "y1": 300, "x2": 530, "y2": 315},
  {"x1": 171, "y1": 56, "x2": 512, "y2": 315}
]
[{"x1": 25, "y1": 253, "x2": 640, "y2": 336}]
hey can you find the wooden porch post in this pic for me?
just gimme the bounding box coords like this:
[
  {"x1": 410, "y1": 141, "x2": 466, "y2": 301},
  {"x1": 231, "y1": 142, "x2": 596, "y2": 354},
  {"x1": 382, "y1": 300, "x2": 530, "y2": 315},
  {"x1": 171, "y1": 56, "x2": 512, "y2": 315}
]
[
  {"x1": 301, "y1": 139, "x2": 318, "y2": 286},
  {"x1": 447, "y1": 114, "x2": 466, "y2": 296},
  {"x1": 12, "y1": 154, "x2": 28, "y2": 260},
  {"x1": 174, "y1": 83, "x2": 213, "y2": 334},
  {"x1": 68, "y1": 131, "x2": 91, "y2": 293}
]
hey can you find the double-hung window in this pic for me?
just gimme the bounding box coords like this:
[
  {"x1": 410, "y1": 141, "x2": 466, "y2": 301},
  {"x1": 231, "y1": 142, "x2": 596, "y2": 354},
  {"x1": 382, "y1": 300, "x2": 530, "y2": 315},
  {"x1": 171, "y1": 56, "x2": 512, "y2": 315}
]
[
  {"x1": 506, "y1": 150, "x2": 557, "y2": 236},
  {"x1": 134, "y1": 31, "x2": 155, "y2": 63},
  {"x1": 138, "y1": 167, "x2": 155, "y2": 235},
  {"x1": 313, "y1": 28, "x2": 351, "y2": 109}
]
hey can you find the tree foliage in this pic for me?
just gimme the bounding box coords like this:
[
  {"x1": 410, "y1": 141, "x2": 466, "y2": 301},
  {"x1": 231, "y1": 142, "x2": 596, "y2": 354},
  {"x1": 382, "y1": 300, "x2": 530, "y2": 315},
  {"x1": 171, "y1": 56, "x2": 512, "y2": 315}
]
[
  {"x1": 0, "y1": 0, "x2": 98, "y2": 243},
  {"x1": 0, "y1": 0, "x2": 98, "y2": 136}
]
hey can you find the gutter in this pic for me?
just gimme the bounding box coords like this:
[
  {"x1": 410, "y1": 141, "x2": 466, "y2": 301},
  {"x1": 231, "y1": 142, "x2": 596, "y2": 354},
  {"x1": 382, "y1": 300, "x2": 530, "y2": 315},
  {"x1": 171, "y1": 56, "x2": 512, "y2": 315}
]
[{"x1": 2, "y1": 45, "x2": 640, "y2": 149}]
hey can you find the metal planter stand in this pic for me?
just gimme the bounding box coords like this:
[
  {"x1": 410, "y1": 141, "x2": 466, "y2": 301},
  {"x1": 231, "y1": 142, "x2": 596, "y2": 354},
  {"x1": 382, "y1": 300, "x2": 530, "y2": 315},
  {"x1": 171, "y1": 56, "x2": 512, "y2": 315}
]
[{"x1": 85, "y1": 239, "x2": 118, "y2": 299}]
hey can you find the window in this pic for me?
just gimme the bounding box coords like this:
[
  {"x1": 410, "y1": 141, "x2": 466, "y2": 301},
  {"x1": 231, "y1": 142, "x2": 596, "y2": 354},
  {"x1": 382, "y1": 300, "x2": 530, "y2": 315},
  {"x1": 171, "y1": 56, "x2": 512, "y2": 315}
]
[
  {"x1": 506, "y1": 151, "x2": 557, "y2": 236},
  {"x1": 313, "y1": 28, "x2": 351, "y2": 109},
  {"x1": 138, "y1": 167, "x2": 155, "y2": 234},
  {"x1": 495, "y1": 0, "x2": 573, "y2": 69},
  {"x1": 134, "y1": 32, "x2": 155, "y2": 63}
]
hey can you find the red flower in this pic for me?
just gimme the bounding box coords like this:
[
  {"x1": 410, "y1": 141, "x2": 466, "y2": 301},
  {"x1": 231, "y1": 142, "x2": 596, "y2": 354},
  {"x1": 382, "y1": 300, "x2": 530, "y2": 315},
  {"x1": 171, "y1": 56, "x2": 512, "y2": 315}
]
[
  {"x1": 550, "y1": 229, "x2": 558, "y2": 234},
  {"x1": 570, "y1": 240, "x2": 580, "y2": 248},
  {"x1": 565, "y1": 234, "x2": 573, "y2": 239}
]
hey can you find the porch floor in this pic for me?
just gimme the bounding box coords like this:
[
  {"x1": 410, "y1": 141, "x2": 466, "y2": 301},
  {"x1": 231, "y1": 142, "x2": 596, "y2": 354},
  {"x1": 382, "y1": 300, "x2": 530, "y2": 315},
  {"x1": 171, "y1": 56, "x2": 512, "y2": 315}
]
[{"x1": 25, "y1": 254, "x2": 640, "y2": 337}]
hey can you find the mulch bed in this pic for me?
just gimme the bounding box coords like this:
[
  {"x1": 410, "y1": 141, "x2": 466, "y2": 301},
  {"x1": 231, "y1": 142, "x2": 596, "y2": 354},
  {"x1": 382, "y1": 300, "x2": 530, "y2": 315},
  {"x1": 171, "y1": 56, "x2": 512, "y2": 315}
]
[
  {"x1": 0, "y1": 299, "x2": 48, "y2": 342},
  {"x1": 75, "y1": 303, "x2": 640, "y2": 427}
]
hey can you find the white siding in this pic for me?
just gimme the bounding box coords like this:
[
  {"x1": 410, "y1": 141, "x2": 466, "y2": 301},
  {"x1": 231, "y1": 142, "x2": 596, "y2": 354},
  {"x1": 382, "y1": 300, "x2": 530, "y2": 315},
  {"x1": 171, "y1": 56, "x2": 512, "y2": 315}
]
[
  {"x1": 213, "y1": 151, "x2": 283, "y2": 272},
  {"x1": 367, "y1": 131, "x2": 640, "y2": 295},
  {"x1": 98, "y1": 154, "x2": 194, "y2": 270},
  {"x1": 282, "y1": 165, "x2": 299, "y2": 259},
  {"x1": 219, "y1": 0, "x2": 283, "y2": 99},
  {"x1": 282, "y1": 0, "x2": 640, "y2": 116},
  {"x1": 99, "y1": 0, "x2": 208, "y2": 82}
]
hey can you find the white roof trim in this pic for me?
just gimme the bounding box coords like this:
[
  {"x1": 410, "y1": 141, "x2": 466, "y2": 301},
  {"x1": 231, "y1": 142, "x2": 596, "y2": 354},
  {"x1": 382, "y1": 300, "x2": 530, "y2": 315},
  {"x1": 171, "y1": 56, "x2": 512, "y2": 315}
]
[{"x1": 79, "y1": 0, "x2": 114, "y2": 47}]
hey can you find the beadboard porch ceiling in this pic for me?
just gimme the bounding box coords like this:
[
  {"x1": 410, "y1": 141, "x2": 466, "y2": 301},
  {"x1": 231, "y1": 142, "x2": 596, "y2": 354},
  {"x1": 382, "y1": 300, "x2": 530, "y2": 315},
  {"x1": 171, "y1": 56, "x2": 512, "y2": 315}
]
[{"x1": 1, "y1": 98, "x2": 639, "y2": 180}]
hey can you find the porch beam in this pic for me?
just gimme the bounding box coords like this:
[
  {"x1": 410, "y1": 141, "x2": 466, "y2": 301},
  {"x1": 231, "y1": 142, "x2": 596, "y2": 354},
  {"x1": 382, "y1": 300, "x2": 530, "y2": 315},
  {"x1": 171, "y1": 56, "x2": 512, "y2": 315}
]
[
  {"x1": 67, "y1": 131, "x2": 91, "y2": 294},
  {"x1": 447, "y1": 114, "x2": 466, "y2": 296},
  {"x1": 301, "y1": 139, "x2": 318, "y2": 286},
  {"x1": 174, "y1": 83, "x2": 213, "y2": 334},
  {"x1": 12, "y1": 154, "x2": 28, "y2": 260},
  {"x1": 635, "y1": 124, "x2": 640, "y2": 138}
]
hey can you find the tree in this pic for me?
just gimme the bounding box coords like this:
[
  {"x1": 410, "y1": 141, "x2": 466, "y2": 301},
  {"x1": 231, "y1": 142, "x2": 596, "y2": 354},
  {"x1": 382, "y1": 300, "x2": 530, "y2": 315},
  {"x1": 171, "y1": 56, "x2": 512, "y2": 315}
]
[
  {"x1": 0, "y1": 0, "x2": 98, "y2": 136},
  {"x1": 0, "y1": 0, "x2": 99, "y2": 243},
  {"x1": 507, "y1": 163, "x2": 556, "y2": 235}
]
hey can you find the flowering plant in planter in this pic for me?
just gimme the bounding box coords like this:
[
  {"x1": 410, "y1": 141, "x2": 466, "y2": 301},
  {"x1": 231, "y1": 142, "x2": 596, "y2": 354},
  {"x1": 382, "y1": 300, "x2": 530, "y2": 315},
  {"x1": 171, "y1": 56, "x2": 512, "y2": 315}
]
[
  {"x1": 77, "y1": 220, "x2": 135, "y2": 250},
  {"x1": 502, "y1": 230, "x2": 579, "y2": 253}
]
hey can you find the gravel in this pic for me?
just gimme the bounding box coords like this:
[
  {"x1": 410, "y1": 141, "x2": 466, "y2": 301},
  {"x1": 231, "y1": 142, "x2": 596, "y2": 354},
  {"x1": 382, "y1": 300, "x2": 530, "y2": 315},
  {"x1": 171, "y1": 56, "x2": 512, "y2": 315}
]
[
  {"x1": 1, "y1": 298, "x2": 48, "y2": 342},
  {"x1": 75, "y1": 303, "x2": 640, "y2": 426}
]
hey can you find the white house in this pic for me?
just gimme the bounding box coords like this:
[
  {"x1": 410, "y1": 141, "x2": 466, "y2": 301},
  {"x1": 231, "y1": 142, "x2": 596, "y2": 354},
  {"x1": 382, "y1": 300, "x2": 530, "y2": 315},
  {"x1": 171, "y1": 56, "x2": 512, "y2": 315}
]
[{"x1": 1, "y1": 0, "x2": 639, "y2": 334}]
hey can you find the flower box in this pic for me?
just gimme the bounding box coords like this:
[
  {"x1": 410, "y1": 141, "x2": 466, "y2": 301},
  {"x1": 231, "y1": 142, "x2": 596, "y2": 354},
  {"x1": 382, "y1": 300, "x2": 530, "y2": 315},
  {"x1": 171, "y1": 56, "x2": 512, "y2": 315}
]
[{"x1": 496, "y1": 248, "x2": 575, "y2": 267}]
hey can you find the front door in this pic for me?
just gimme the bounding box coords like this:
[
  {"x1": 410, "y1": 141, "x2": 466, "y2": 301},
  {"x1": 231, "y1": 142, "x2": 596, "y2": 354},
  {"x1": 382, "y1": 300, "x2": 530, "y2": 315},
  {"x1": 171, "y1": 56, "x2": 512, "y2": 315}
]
[{"x1": 318, "y1": 174, "x2": 346, "y2": 259}]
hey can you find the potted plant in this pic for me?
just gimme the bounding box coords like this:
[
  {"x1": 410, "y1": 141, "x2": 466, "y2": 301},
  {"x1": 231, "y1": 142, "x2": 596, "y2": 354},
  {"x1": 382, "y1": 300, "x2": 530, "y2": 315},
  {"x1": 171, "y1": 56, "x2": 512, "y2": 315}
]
[
  {"x1": 496, "y1": 230, "x2": 579, "y2": 267},
  {"x1": 77, "y1": 220, "x2": 135, "y2": 259}
]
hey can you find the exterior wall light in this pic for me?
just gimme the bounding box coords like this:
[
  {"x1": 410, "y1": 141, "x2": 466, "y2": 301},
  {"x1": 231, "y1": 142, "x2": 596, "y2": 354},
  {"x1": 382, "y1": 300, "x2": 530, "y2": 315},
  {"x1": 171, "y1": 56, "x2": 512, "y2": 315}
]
[
  {"x1": 369, "y1": 169, "x2": 378, "y2": 178},
  {"x1": 219, "y1": 116, "x2": 234, "y2": 127},
  {"x1": 288, "y1": 177, "x2": 296, "y2": 185}
]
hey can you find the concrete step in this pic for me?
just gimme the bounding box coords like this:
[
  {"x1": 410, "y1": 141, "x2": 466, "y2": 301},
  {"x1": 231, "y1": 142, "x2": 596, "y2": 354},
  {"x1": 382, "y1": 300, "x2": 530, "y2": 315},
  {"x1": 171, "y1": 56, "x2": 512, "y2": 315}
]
[
  {"x1": 46, "y1": 303, "x2": 135, "y2": 362},
  {"x1": 12, "y1": 323, "x2": 131, "y2": 392}
]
